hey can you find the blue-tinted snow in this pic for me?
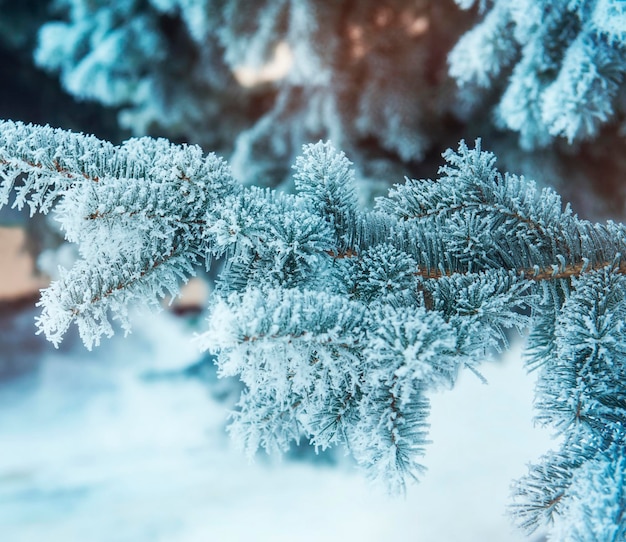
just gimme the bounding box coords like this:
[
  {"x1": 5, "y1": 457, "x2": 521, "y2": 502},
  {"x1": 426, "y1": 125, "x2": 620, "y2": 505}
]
[{"x1": 0, "y1": 309, "x2": 551, "y2": 541}]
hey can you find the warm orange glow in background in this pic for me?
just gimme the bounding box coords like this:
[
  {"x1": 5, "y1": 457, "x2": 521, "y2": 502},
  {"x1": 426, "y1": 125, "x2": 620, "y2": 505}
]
[
  {"x1": 0, "y1": 228, "x2": 208, "y2": 308},
  {"x1": 233, "y1": 42, "x2": 293, "y2": 88},
  {"x1": 0, "y1": 228, "x2": 48, "y2": 300}
]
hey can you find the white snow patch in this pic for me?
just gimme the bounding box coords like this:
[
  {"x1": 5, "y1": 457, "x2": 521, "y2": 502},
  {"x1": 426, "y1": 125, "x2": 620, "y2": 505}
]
[{"x1": 0, "y1": 313, "x2": 551, "y2": 542}]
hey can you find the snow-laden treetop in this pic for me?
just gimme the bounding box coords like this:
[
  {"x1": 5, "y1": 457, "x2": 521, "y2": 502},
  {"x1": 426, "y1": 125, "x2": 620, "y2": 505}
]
[{"x1": 1, "y1": 120, "x2": 626, "y2": 538}]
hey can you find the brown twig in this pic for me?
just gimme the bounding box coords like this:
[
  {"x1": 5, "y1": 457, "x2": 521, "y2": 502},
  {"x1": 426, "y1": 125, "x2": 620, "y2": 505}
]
[
  {"x1": 2, "y1": 156, "x2": 101, "y2": 183},
  {"x1": 326, "y1": 247, "x2": 624, "y2": 282},
  {"x1": 70, "y1": 246, "x2": 180, "y2": 315}
]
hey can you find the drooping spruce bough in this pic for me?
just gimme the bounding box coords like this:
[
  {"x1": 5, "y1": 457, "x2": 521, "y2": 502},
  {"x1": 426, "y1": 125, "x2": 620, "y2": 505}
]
[{"x1": 1, "y1": 119, "x2": 625, "y2": 538}]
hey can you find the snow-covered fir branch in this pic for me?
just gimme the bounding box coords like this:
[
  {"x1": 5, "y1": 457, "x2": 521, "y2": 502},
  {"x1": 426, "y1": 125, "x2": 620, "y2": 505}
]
[
  {"x1": 450, "y1": 0, "x2": 626, "y2": 148},
  {"x1": 2, "y1": 119, "x2": 626, "y2": 537}
]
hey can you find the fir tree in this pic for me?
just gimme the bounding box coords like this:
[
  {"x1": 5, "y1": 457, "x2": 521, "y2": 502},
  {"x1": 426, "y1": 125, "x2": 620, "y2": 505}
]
[{"x1": 2, "y1": 119, "x2": 626, "y2": 539}]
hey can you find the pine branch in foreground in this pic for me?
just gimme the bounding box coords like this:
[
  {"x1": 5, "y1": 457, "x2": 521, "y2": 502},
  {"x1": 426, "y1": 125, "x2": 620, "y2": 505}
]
[{"x1": 2, "y1": 119, "x2": 626, "y2": 537}]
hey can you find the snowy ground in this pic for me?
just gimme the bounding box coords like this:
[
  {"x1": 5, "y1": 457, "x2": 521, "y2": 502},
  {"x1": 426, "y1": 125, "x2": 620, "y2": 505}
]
[{"x1": 0, "y1": 310, "x2": 553, "y2": 542}]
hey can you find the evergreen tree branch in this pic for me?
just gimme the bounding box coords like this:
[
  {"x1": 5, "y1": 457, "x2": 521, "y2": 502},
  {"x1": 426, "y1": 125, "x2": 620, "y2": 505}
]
[{"x1": 3, "y1": 120, "x2": 626, "y2": 534}]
